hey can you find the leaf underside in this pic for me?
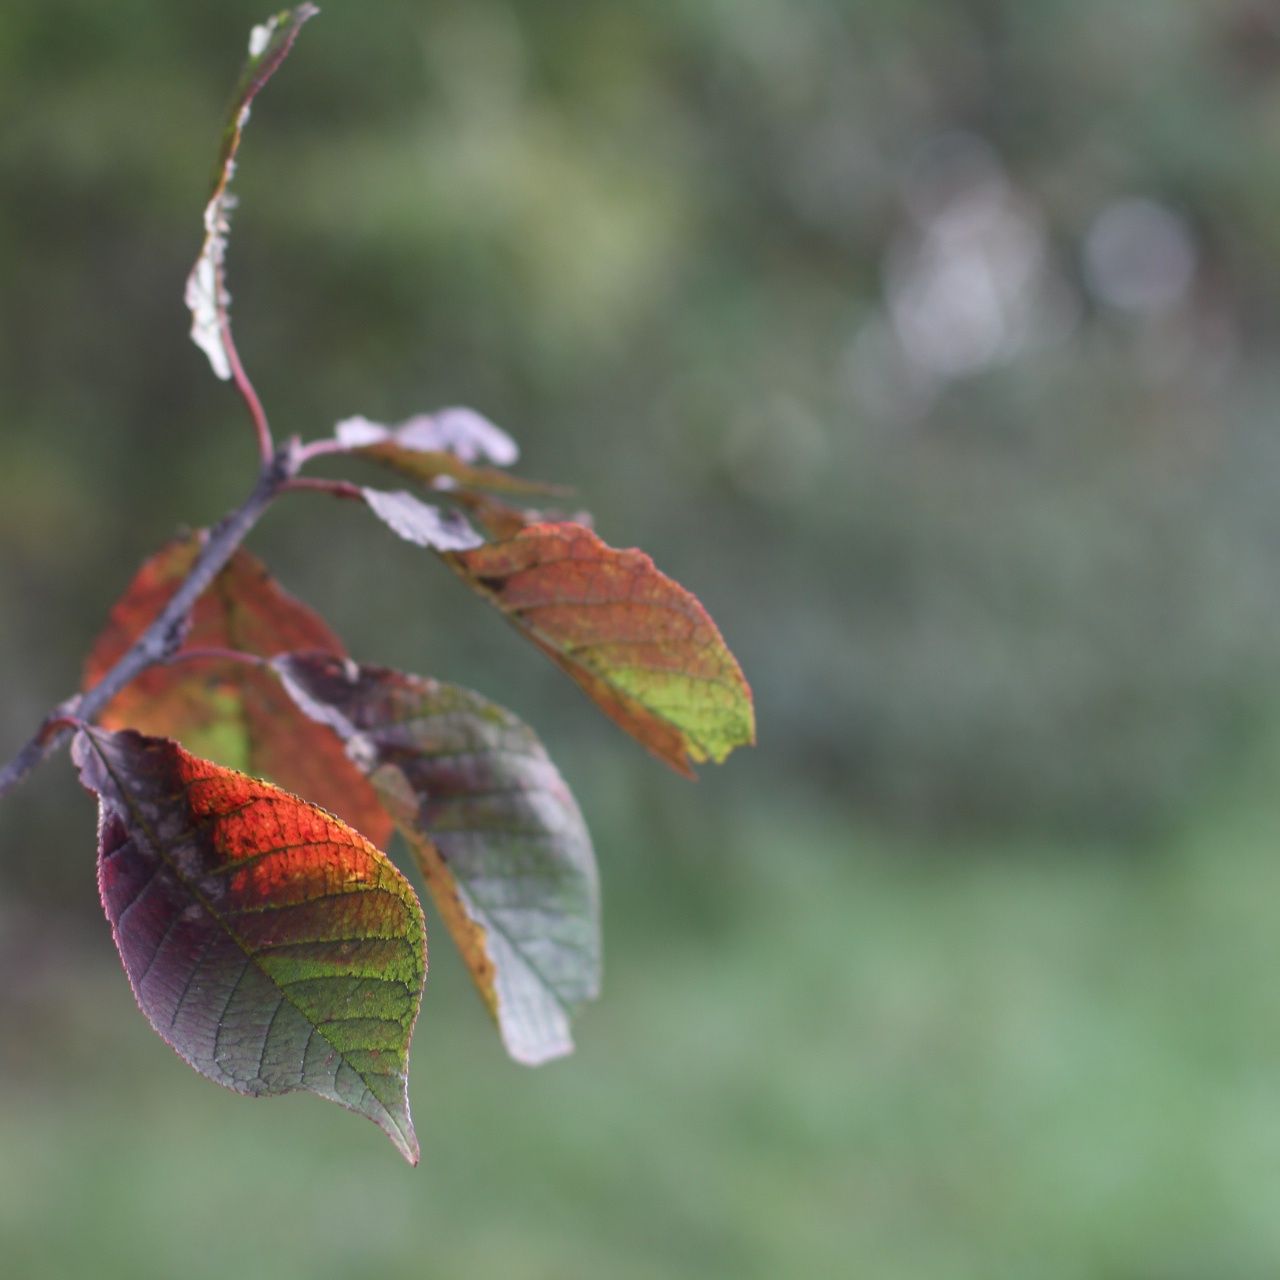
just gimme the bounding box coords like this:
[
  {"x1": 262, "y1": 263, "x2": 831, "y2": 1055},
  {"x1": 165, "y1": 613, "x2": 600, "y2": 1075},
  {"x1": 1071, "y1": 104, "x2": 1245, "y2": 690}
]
[
  {"x1": 74, "y1": 725, "x2": 425, "y2": 1162},
  {"x1": 335, "y1": 412, "x2": 562, "y2": 497},
  {"x1": 274, "y1": 653, "x2": 601, "y2": 1065},
  {"x1": 448, "y1": 523, "x2": 756, "y2": 777},
  {"x1": 83, "y1": 534, "x2": 393, "y2": 847},
  {"x1": 362, "y1": 489, "x2": 485, "y2": 552}
]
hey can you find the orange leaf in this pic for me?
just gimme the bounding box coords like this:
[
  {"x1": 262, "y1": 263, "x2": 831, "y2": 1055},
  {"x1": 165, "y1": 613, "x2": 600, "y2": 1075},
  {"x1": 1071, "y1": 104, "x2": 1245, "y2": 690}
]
[
  {"x1": 448, "y1": 523, "x2": 755, "y2": 776},
  {"x1": 84, "y1": 535, "x2": 393, "y2": 846}
]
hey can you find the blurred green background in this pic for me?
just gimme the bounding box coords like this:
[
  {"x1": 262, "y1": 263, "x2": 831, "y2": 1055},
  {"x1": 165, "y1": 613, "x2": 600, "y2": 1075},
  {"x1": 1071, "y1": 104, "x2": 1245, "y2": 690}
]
[{"x1": 6, "y1": 0, "x2": 1280, "y2": 1274}]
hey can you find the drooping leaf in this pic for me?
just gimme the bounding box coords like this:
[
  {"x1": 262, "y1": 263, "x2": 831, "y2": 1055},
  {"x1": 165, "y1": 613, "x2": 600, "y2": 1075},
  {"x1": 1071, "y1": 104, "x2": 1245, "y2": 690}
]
[
  {"x1": 362, "y1": 489, "x2": 485, "y2": 552},
  {"x1": 273, "y1": 653, "x2": 601, "y2": 1065},
  {"x1": 447, "y1": 523, "x2": 755, "y2": 777},
  {"x1": 333, "y1": 412, "x2": 563, "y2": 497},
  {"x1": 83, "y1": 535, "x2": 393, "y2": 846},
  {"x1": 73, "y1": 725, "x2": 425, "y2": 1162},
  {"x1": 185, "y1": 4, "x2": 319, "y2": 378}
]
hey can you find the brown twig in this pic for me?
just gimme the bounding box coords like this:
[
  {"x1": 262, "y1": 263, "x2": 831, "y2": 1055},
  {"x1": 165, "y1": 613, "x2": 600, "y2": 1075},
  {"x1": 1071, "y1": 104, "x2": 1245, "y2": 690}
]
[{"x1": 222, "y1": 322, "x2": 274, "y2": 464}]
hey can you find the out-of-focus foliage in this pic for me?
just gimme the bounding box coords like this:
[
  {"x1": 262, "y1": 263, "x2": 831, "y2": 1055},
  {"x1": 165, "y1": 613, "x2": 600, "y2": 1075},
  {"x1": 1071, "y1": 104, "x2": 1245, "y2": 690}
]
[
  {"x1": 6, "y1": 0, "x2": 1280, "y2": 1272},
  {"x1": 6, "y1": 0, "x2": 1280, "y2": 851}
]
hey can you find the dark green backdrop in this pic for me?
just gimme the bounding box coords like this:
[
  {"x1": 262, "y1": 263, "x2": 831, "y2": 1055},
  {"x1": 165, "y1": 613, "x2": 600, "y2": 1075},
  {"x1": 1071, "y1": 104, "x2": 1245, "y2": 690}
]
[{"x1": 4, "y1": 3, "x2": 1280, "y2": 1275}]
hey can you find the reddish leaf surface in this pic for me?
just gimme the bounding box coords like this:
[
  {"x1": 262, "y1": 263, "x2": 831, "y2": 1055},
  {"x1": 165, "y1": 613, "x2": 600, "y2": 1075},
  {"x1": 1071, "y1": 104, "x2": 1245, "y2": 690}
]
[
  {"x1": 73, "y1": 726, "x2": 425, "y2": 1162},
  {"x1": 447, "y1": 523, "x2": 756, "y2": 776},
  {"x1": 454, "y1": 490, "x2": 596, "y2": 541},
  {"x1": 274, "y1": 654, "x2": 601, "y2": 1065},
  {"x1": 83, "y1": 535, "x2": 392, "y2": 846},
  {"x1": 186, "y1": 4, "x2": 318, "y2": 379}
]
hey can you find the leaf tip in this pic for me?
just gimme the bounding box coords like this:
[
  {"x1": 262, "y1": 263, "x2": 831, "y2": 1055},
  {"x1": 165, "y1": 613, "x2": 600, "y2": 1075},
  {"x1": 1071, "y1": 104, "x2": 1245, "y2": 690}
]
[
  {"x1": 505, "y1": 1033, "x2": 575, "y2": 1068},
  {"x1": 388, "y1": 1112, "x2": 421, "y2": 1166},
  {"x1": 250, "y1": 3, "x2": 321, "y2": 60}
]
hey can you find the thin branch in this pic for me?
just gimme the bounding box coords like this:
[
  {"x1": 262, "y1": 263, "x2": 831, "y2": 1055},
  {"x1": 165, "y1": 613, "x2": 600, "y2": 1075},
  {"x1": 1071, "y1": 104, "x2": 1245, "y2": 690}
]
[
  {"x1": 293, "y1": 437, "x2": 353, "y2": 465},
  {"x1": 280, "y1": 476, "x2": 366, "y2": 501},
  {"x1": 0, "y1": 444, "x2": 301, "y2": 800},
  {"x1": 222, "y1": 322, "x2": 274, "y2": 464}
]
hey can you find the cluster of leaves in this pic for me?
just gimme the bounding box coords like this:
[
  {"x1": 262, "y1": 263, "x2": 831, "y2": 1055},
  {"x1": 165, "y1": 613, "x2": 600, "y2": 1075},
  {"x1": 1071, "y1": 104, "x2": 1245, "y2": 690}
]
[{"x1": 20, "y1": 6, "x2": 752, "y2": 1164}]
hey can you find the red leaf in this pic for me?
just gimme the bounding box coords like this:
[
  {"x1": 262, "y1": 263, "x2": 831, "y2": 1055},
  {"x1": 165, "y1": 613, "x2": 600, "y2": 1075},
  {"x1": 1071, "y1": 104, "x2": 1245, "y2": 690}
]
[
  {"x1": 83, "y1": 535, "x2": 393, "y2": 846},
  {"x1": 453, "y1": 490, "x2": 596, "y2": 541},
  {"x1": 447, "y1": 523, "x2": 755, "y2": 776},
  {"x1": 74, "y1": 726, "x2": 425, "y2": 1162}
]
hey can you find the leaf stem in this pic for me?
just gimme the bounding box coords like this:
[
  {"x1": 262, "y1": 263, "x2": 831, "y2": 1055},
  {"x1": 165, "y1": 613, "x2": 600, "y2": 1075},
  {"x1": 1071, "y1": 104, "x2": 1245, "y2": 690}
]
[
  {"x1": 0, "y1": 444, "x2": 301, "y2": 800},
  {"x1": 222, "y1": 322, "x2": 274, "y2": 464},
  {"x1": 280, "y1": 476, "x2": 366, "y2": 501},
  {"x1": 293, "y1": 437, "x2": 353, "y2": 465}
]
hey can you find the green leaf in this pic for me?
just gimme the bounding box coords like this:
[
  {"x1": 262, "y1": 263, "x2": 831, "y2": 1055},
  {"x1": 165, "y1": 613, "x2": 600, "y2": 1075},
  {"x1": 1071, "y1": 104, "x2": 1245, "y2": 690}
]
[
  {"x1": 273, "y1": 653, "x2": 601, "y2": 1065},
  {"x1": 448, "y1": 522, "x2": 756, "y2": 777},
  {"x1": 74, "y1": 724, "x2": 426, "y2": 1162}
]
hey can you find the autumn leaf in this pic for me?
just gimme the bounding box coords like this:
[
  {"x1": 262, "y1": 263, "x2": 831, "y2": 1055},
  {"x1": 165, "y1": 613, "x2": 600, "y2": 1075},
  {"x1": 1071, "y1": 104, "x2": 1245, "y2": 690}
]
[
  {"x1": 361, "y1": 489, "x2": 485, "y2": 552},
  {"x1": 446, "y1": 523, "x2": 755, "y2": 777},
  {"x1": 273, "y1": 653, "x2": 600, "y2": 1065},
  {"x1": 333, "y1": 411, "x2": 562, "y2": 497},
  {"x1": 186, "y1": 4, "x2": 318, "y2": 379},
  {"x1": 451, "y1": 490, "x2": 596, "y2": 541},
  {"x1": 338, "y1": 409, "x2": 518, "y2": 466},
  {"x1": 83, "y1": 534, "x2": 393, "y2": 846},
  {"x1": 450, "y1": 492, "x2": 544, "y2": 541},
  {"x1": 73, "y1": 725, "x2": 425, "y2": 1162}
]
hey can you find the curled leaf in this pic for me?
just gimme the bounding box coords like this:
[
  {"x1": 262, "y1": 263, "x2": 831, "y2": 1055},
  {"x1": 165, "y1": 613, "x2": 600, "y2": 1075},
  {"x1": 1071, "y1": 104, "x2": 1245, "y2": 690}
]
[
  {"x1": 74, "y1": 725, "x2": 426, "y2": 1162},
  {"x1": 362, "y1": 489, "x2": 484, "y2": 551},
  {"x1": 337, "y1": 409, "x2": 518, "y2": 465},
  {"x1": 332, "y1": 411, "x2": 562, "y2": 496},
  {"x1": 83, "y1": 535, "x2": 393, "y2": 846},
  {"x1": 274, "y1": 653, "x2": 601, "y2": 1065},
  {"x1": 448, "y1": 523, "x2": 756, "y2": 777},
  {"x1": 185, "y1": 4, "x2": 319, "y2": 378}
]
